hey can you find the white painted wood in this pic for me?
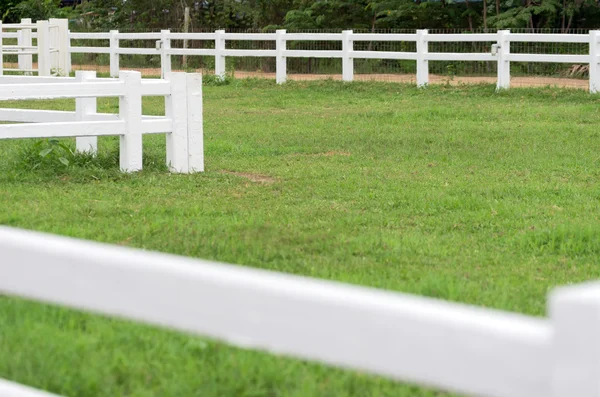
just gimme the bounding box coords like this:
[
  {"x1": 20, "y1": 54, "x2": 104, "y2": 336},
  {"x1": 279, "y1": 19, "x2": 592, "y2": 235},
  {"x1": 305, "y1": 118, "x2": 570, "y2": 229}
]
[
  {"x1": 416, "y1": 29, "x2": 429, "y2": 87},
  {"x1": 165, "y1": 72, "x2": 188, "y2": 172},
  {"x1": 109, "y1": 30, "x2": 119, "y2": 77},
  {"x1": 140, "y1": 80, "x2": 171, "y2": 96},
  {"x1": 0, "y1": 121, "x2": 125, "y2": 139},
  {"x1": 222, "y1": 33, "x2": 277, "y2": 40},
  {"x1": 70, "y1": 46, "x2": 111, "y2": 54},
  {"x1": 497, "y1": 30, "x2": 511, "y2": 90},
  {"x1": 18, "y1": 19, "x2": 33, "y2": 76},
  {"x1": 352, "y1": 33, "x2": 416, "y2": 42},
  {"x1": 506, "y1": 53, "x2": 589, "y2": 63},
  {"x1": 49, "y1": 19, "x2": 70, "y2": 75},
  {"x1": 48, "y1": 20, "x2": 60, "y2": 75},
  {"x1": 186, "y1": 73, "x2": 204, "y2": 172},
  {"x1": 352, "y1": 51, "x2": 417, "y2": 60},
  {"x1": 0, "y1": 379, "x2": 65, "y2": 397},
  {"x1": 427, "y1": 33, "x2": 497, "y2": 42},
  {"x1": 549, "y1": 282, "x2": 600, "y2": 397},
  {"x1": 509, "y1": 33, "x2": 588, "y2": 43},
  {"x1": 342, "y1": 30, "x2": 353, "y2": 82},
  {"x1": 75, "y1": 71, "x2": 98, "y2": 154},
  {"x1": 0, "y1": 108, "x2": 74, "y2": 123},
  {"x1": 166, "y1": 48, "x2": 215, "y2": 57},
  {"x1": 36, "y1": 21, "x2": 51, "y2": 76},
  {"x1": 221, "y1": 49, "x2": 277, "y2": 57},
  {"x1": 161, "y1": 30, "x2": 171, "y2": 78},
  {"x1": 167, "y1": 32, "x2": 216, "y2": 40},
  {"x1": 0, "y1": 81, "x2": 125, "y2": 100},
  {"x1": 69, "y1": 32, "x2": 111, "y2": 40},
  {"x1": 0, "y1": 75, "x2": 76, "y2": 84},
  {"x1": 276, "y1": 30, "x2": 287, "y2": 84},
  {"x1": 590, "y1": 31, "x2": 600, "y2": 94},
  {"x1": 426, "y1": 52, "x2": 495, "y2": 61},
  {"x1": 115, "y1": 32, "x2": 161, "y2": 40},
  {"x1": 0, "y1": 226, "x2": 551, "y2": 397},
  {"x1": 0, "y1": 21, "x2": 3, "y2": 76},
  {"x1": 141, "y1": 118, "x2": 173, "y2": 134},
  {"x1": 283, "y1": 50, "x2": 343, "y2": 59},
  {"x1": 118, "y1": 71, "x2": 143, "y2": 172},
  {"x1": 285, "y1": 33, "x2": 342, "y2": 41},
  {"x1": 215, "y1": 30, "x2": 226, "y2": 80}
]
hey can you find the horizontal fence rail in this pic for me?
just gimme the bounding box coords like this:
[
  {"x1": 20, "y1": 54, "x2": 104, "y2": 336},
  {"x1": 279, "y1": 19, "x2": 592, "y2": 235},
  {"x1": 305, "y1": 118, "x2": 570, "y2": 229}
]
[
  {"x1": 63, "y1": 27, "x2": 600, "y2": 92},
  {"x1": 1, "y1": 227, "x2": 600, "y2": 397},
  {"x1": 0, "y1": 71, "x2": 203, "y2": 173}
]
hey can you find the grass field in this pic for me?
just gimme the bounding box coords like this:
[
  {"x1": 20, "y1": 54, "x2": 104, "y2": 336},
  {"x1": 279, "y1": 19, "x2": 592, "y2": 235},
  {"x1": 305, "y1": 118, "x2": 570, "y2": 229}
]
[{"x1": 1, "y1": 79, "x2": 600, "y2": 397}]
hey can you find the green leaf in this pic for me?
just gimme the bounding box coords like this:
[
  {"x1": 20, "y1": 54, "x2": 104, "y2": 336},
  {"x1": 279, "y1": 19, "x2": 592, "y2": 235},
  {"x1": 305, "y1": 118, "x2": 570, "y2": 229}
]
[
  {"x1": 39, "y1": 148, "x2": 53, "y2": 157},
  {"x1": 58, "y1": 157, "x2": 70, "y2": 166}
]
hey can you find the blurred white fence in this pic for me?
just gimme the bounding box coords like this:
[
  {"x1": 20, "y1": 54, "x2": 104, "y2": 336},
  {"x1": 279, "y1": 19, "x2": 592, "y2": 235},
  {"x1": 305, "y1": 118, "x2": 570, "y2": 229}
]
[
  {"x1": 67, "y1": 28, "x2": 600, "y2": 92},
  {"x1": 1, "y1": 226, "x2": 599, "y2": 397},
  {"x1": 0, "y1": 70, "x2": 203, "y2": 173}
]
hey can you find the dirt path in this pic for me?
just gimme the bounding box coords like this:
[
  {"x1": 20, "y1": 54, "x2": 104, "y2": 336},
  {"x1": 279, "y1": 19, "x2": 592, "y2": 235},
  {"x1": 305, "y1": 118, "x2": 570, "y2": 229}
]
[{"x1": 7, "y1": 62, "x2": 588, "y2": 89}]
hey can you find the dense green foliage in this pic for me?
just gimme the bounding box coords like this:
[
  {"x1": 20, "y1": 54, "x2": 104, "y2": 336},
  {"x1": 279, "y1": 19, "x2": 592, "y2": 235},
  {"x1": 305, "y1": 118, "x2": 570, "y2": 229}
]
[
  {"x1": 3, "y1": 0, "x2": 600, "y2": 31},
  {"x1": 1, "y1": 80, "x2": 600, "y2": 396}
]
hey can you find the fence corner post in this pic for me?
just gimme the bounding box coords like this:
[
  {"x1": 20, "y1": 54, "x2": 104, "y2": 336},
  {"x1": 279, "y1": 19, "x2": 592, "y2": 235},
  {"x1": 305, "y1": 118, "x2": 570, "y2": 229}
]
[
  {"x1": 496, "y1": 30, "x2": 511, "y2": 91},
  {"x1": 416, "y1": 29, "x2": 428, "y2": 87},
  {"x1": 75, "y1": 71, "x2": 98, "y2": 154},
  {"x1": 165, "y1": 72, "x2": 189, "y2": 173},
  {"x1": 18, "y1": 18, "x2": 33, "y2": 76},
  {"x1": 49, "y1": 18, "x2": 70, "y2": 76},
  {"x1": 109, "y1": 29, "x2": 120, "y2": 78},
  {"x1": 36, "y1": 20, "x2": 51, "y2": 76},
  {"x1": 276, "y1": 29, "x2": 287, "y2": 84},
  {"x1": 342, "y1": 30, "x2": 354, "y2": 82},
  {"x1": 161, "y1": 29, "x2": 171, "y2": 79},
  {"x1": 549, "y1": 282, "x2": 600, "y2": 397},
  {"x1": 187, "y1": 73, "x2": 204, "y2": 173},
  {"x1": 119, "y1": 71, "x2": 143, "y2": 172},
  {"x1": 215, "y1": 29, "x2": 226, "y2": 80},
  {"x1": 589, "y1": 31, "x2": 600, "y2": 94}
]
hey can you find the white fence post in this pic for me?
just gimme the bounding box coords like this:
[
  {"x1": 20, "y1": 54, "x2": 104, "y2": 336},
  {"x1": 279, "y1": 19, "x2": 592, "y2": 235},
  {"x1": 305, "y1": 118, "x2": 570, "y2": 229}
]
[
  {"x1": 161, "y1": 29, "x2": 171, "y2": 79},
  {"x1": 109, "y1": 30, "x2": 119, "y2": 78},
  {"x1": 18, "y1": 18, "x2": 33, "y2": 75},
  {"x1": 342, "y1": 30, "x2": 354, "y2": 82},
  {"x1": 416, "y1": 29, "x2": 428, "y2": 87},
  {"x1": 550, "y1": 283, "x2": 600, "y2": 396},
  {"x1": 215, "y1": 29, "x2": 226, "y2": 80},
  {"x1": 497, "y1": 30, "x2": 511, "y2": 90},
  {"x1": 276, "y1": 29, "x2": 287, "y2": 84},
  {"x1": 75, "y1": 71, "x2": 98, "y2": 154},
  {"x1": 0, "y1": 21, "x2": 3, "y2": 76},
  {"x1": 165, "y1": 72, "x2": 204, "y2": 173},
  {"x1": 119, "y1": 71, "x2": 143, "y2": 172},
  {"x1": 187, "y1": 73, "x2": 204, "y2": 172},
  {"x1": 589, "y1": 31, "x2": 600, "y2": 94},
  {"x1": 49, "y1": 18, "x2": 70, "y2": 76},
  {"x1": 37, "y1": 20, "x2": 51, "y2": 76}
]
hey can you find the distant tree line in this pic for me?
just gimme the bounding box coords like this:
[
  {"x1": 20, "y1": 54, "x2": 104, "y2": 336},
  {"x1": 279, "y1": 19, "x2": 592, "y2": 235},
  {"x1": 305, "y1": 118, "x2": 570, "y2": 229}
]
[{"x1": 2, "y1": 0, "x2": 600, "y2": 32}]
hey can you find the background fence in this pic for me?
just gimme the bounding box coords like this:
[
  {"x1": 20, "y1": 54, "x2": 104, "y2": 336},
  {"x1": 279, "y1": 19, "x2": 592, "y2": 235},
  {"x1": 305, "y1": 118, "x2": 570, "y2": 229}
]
[{"x1": 66, "y1": 26, "x2": 599, "y2": 90}]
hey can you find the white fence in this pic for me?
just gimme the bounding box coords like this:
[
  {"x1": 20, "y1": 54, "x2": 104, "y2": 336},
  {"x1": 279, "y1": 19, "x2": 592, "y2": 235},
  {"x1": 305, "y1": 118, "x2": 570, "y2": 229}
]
[
  {"x1": 66, "y1": 28, "x2": 600, "y2": 92},
  {"x1": 0, "y1": 19, "x2": 69, "y2": 76},
  {"x1": 0, "y1": 70, "x2": 204, "y2": 173},
  {"x1": 1, "y1": 226, "x2": 600, "y2": 397}
]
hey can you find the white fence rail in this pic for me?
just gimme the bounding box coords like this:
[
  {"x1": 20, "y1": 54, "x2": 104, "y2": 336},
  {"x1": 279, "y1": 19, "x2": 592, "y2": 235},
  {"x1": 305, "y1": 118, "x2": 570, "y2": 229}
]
[
  {"x1": 1, "y1": 226, "x2": 600, "y2": 396},
  {"x1": 67, "y1": 27, "x2": 600, "y2": 92},
  {"x1": 0, "y1": 71, "x2": 203, "y2": 173}
]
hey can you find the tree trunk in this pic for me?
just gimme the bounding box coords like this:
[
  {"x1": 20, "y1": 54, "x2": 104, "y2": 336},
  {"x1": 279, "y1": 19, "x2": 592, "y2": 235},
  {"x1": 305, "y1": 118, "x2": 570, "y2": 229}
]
[
  {"x1": 483, "y1": 0, "x2": 488, "y2": 31},
  {"x1": 465, "y1": 0, "x2": 474, "y2": 32},
  {"x1": 496, "y1": 0, "x2": 500, "y2": 16},
  {"x1": 561, "y1": 0, "x2": 566, "y2": 32}
]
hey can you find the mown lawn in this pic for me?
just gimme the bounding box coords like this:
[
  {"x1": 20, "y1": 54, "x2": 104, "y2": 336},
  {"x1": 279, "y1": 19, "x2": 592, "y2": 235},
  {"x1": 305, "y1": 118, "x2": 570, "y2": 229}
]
[{"x1": 1, "y1": 79, "x2": 600, "y2": 397}]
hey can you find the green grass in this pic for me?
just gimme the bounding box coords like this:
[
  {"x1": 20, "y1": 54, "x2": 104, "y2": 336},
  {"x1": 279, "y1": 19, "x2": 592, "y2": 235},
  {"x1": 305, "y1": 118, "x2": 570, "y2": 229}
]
[{"x1": 1, "y1": 79, "x2": 600, "y2": 396}]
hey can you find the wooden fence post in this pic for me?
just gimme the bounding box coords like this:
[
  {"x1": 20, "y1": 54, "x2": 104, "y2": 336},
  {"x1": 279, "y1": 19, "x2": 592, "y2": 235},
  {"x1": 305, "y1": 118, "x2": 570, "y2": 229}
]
[
  {"x1": 550, "y1": 282, "x2": 600, "y2": 396},
  {"x1": 416, "y1": 29, "x2": 429, "y2": 87},
  {"x1": 161, "y1": 29, "x2": 171, "y2": 78},
  {"x1": 36, "y1": 20, "x2": 51, "y2": 76},
  {"x1": 497, "y1": 30, "x2": 511, "y2": 90},
  {"x1": 165, "y1": 72, "x2": 204, "y2": 173},
  {"x1": 342, "y1": 30, "x2": 354, "y2": 82},
  {"x1": 110, "y1": 30, "x2": 119, "y2": 77},
  {"x1": 276, "y1": 29, "x2": 287, "y2": 84},
  {"x1": 119, "y1": 71, "x2": 143, "y2": 172},
  {"x1": 18, "y1": 18, "x2": 33, "y2": 75},
  {"x1": 49, "y1": 18, "x2": 70, "y2": 76},
  {"x1": 215, "y1": 30, "x2": 226, "y2": 80},
  {"x1": 75, "y1": 71, "x2": 98, "y2": 154},
  {"x1": 589, "y1": 31, "x2": 600, "y2": 94}
]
